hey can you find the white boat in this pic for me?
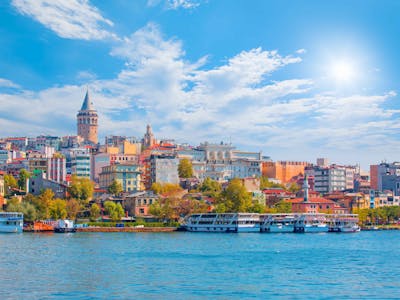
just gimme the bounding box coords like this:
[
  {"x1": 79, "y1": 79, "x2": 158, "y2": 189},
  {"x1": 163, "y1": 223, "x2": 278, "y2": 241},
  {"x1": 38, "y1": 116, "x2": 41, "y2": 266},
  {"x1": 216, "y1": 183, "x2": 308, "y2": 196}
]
[
  {"x1": 329, "y1": 214, "x2": 360, "y2": 233},
  {"x1": 54, "y1": 219, "x2": 76, "y2": 233},
  {"x1": 0, "y1": 212, "x2": 23, "y2": 233},
  {"x1": 260, "y1": 214, "x2": 297, "y2": 233},
  {"x1": 183, "y1": 213, "x2": 260, "y2": 233},
  {"x1": 294, "y1": 213, "x2": 329, "y2": 233}
]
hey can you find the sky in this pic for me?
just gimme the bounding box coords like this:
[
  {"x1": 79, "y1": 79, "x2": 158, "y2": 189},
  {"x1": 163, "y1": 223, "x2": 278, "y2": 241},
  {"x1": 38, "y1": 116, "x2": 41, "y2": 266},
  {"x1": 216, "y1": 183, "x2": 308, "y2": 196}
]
[{"x1": 1, "y1": 0, "x2": 400, "y2": 168}]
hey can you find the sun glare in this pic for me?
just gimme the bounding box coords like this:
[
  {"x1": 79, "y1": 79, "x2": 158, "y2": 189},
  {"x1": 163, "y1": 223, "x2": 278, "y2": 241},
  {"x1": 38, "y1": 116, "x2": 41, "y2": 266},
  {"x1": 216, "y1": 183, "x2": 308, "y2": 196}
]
[{"x1": 331, "y1": 61, "x2": 355, "y2": 82}]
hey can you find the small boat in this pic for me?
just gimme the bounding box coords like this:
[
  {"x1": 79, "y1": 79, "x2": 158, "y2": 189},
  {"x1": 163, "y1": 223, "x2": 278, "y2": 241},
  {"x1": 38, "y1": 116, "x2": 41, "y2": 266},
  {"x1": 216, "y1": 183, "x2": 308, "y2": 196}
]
[
  {"x1": 54, "y1": 219, "x2": 76, "y2": 233},
  {"x1": 0, "y1": 212, "x2": 23, "y2": 233},
  {"x1": 33, "y1": 220, "x2": 57, "y2": 232},
  {"x1": 329, "y1": 214, "x2": 360, "y2": 233}
]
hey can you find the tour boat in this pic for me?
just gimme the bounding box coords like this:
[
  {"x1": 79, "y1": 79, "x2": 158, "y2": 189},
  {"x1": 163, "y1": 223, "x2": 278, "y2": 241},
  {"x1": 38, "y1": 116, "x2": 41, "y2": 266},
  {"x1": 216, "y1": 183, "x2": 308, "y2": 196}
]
[
  {"x1": 0, "y1": 212, "x2": 23, "y2": 233},
  {"x1": 260, "y1": 214, "x2": 297, "y2": 233},
  {"x1": 54, "y1": 219, "x2": 76, "y2": 233},
  {"x1": 294, "y1": 213, "x2": 329, "y2": 233},
  {"x1": 183, "y1": 213, "x2": 260, "y2": 232},
  {"x1": 329, "y1": 214, "x2": 360, "y2": 233}
]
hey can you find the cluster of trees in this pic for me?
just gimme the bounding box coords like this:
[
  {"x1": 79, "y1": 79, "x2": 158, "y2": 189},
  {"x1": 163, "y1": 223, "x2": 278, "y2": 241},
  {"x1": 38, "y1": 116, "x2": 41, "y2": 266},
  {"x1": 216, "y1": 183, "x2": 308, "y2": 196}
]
[
  {"x1": 148, "y1": 177, "x2": 293, "y2": 220},
  {"x1": 2, "y1": 173, "x2": 101, "y2": 222},
  {"x1": 354, "y1": 206, "x2": 400, "y2": 225}
]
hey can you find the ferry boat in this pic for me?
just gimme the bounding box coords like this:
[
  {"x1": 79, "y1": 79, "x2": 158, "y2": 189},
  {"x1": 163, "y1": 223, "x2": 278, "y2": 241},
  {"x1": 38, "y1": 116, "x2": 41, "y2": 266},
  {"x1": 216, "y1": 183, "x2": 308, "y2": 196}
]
[
  {"x1": 0, "y1": 212, "x2": 23, "y2": 233},
  {"x1": 183, "y1": 213, "x2": 260, "y2": 232},
  {"x1": 260, "y1": 214, "x2": 297, "y2": 233},
  {"x1": 329, "y1": 214, "x2": 360, "y2": 233},
  {"x1": 54, "y1": 219, "x2": 76, "y2": 233},
  {"x1": 294, "y1": 213, "x2": 329, "y2": 233}
]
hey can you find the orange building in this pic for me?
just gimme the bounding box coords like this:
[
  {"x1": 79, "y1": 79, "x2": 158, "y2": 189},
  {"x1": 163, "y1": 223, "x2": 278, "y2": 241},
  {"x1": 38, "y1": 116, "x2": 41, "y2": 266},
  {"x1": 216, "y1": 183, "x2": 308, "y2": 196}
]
[{"x1": 262, "y1": 161, "x2": 310, "y2": 183}]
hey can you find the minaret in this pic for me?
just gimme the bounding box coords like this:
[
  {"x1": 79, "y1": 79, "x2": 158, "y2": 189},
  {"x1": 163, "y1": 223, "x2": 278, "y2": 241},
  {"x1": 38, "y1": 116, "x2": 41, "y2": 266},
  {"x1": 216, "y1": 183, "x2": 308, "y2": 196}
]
[
  {"x1": 77, "y1": 89, "x2": 98, "y2": 144},
  {"x1": 303, "y1": 174, "x2": 309, "y2": 202}
]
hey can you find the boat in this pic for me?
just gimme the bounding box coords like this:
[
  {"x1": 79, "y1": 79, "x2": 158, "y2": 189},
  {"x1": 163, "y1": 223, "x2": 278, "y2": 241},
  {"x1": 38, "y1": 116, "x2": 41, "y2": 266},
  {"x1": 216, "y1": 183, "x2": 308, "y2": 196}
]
[
  {"x1": 0, "y1": 212, "x2": 23, "y2": 233},
  {"x1": 33, "y1": 220, "x2": 57, "y2": 232},
  {"x1": 54, "y1": 219, "x2": 76, "y2": 233},
  {"x1": 260, "y1": 213, "x2": 297, "y2": 233},
  {"x1": 294, "y1": 213, "x2": 329, "y2": 233},
  {"x1": 329, "y1": 214, "x2": 360, "y2": 233},
  {"x1": 183, "y1": 213, "x2": 260, "y2": 232}
]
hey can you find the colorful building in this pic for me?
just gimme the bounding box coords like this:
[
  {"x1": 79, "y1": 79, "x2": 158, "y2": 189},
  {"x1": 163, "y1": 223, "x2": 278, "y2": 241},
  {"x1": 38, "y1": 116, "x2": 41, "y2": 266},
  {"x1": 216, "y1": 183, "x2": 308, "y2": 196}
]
[
  {"x1": 262, "y1": 161, "x2": 310, "y2": 183},
  {"x1": 99, "y1": 164, "x2": 141, "y2": 193}
]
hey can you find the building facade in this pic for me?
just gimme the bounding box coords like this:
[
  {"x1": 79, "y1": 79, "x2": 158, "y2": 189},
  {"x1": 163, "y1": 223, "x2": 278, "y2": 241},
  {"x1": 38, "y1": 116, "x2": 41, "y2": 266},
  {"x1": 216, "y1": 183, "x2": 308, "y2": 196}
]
[{"x1": 99, "y1": 164, "x2": 141, "y2": 193}]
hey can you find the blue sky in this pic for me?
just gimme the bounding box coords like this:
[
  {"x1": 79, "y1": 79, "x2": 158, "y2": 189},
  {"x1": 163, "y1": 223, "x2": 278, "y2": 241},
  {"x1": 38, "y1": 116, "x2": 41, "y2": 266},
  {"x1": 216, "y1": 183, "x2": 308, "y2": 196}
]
[{"x1": 1, "y1": 0, "x2": 400, "y2": 168}]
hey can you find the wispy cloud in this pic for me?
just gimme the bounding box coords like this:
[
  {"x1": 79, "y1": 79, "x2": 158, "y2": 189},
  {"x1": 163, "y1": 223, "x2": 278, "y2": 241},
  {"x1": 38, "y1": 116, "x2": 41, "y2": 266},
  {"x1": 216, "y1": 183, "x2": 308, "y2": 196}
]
[
  {"x1": 147, "y1": 0, "x2": 203, "y2": 10},
  {"x1": 11, "y1": 0, "x2": 116, "y2": 40}
]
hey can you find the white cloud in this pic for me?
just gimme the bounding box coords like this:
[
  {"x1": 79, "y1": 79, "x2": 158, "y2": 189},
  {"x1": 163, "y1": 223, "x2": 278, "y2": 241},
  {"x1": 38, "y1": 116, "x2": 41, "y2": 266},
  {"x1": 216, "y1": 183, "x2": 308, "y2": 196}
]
[
  {"x1": 11, "y1": 0, "x2": 116, "y2": 40},
  {"x1": 147, "y1": 0, "x2": 202, "y2": 9},
  {"x1": 1, "y1": 22, "x2": 398, "y2": 166},
  {"x1": 0, "y1": 78, "x2": 20, "y2": 89},
  {"x1": 296, "y1": 48, "x2": 307, "y2": 54}
]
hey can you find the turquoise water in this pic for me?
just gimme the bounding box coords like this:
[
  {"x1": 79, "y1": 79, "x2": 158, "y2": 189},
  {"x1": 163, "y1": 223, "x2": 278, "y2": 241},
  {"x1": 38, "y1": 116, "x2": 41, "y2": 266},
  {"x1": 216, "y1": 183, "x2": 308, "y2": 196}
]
[{"x1": 0, "y1": 231, "x2": 399, "y2": 299}]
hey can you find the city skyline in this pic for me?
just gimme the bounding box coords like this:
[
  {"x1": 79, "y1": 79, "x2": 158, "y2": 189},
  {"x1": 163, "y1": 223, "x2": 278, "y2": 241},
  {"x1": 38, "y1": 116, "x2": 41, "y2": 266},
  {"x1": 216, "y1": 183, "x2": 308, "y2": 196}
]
[{"x1": 1, "y1": 0, "x2": 400, "y2": 168}]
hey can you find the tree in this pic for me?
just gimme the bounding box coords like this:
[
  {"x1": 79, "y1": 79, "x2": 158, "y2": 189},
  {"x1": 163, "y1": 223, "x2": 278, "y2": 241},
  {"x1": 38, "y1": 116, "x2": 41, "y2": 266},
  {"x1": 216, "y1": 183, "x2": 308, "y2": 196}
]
[
  {"x1": 89, "y1": 203, "x2": 101, "y2": 221},
  {"x1": 200, "y1": 177, "x2": 221, "y2": 198},
  {"x1": 49, "y1": 199, "x2": 67, "y2": 220},
  {"x1": 66, "y1": 199, "x2": 80, "y2": 220},
  {"x1": 150, "y1": 182, "x2": 182, "y2": 196},
  {"x1": 103, "y1": 201, "x2": 125, "y2": 222},
  {"x1": 218, "y1": 178, "x2": 252, "y2": 212},
  {"x1": 178, "y1": 158, "x2": 193, "y2": 178},
  {"x1": 260, "y1": 176, "x2": 285, "y2": 190},
  {"x1": 31, "y1": 189, "x2": 54, "y2": 219},
  {"x1": 274, "y1": 201, "x2": 292, "y2": 213},
  {"x1": 4, "y1": 174, "x2": 17, "y2": 195},
  {"x1": 107, "y1": 179, "x2": 123, "y2": 196},
  {"x1": 18, "y1": 169, "x2": 30, "y2": 191},
  {"x1": 5, "y1": 197, "x2": 22, "y2": 212},
  {"x1": 288, "y1": 183, "x2": 301, "y2": 193},
  {"x1": 68, "y1": 175, "x2": 94, "y2": 204},
  {"x1": 249, "y1": 202, "x2": 266, "y2": 213},
  {"x1": 21, "y1": 202, "x2": 37, "y2": 222}
]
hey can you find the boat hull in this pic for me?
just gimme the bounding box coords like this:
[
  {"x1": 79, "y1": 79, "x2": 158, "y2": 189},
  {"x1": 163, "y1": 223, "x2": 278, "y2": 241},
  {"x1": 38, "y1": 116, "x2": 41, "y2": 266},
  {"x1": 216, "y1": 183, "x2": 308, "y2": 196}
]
[
  {"x1": 266, "y1": 225, "x2": 295, "y2": 233},
  {"x1": 0, "y1": 225, "x2": 22, "y2": 233}
]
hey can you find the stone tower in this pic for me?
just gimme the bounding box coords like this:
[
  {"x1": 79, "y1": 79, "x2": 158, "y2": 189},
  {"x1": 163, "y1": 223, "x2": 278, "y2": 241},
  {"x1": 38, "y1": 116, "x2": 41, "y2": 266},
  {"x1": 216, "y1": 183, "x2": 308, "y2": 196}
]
[
  {"x1": 143, "y1": 124, "x2": 156, "y2": 148},
  {"x1": 77, "y1": 89, "x2": 98, "y2": 144}
]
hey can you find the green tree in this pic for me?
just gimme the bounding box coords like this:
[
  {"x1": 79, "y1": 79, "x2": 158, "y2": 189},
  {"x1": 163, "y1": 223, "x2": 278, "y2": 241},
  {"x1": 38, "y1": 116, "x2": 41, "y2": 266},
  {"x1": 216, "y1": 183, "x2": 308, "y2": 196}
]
[
  {"x1": 104, "y1": 201, "x2": 125, "y2": 222},
  {"x1": 249, "y1": 202, "x2": 266, "y2": 213},
  {"x1": 107, "y1": 179, "x2": 123, "y2": 196},
  {"x1": 178, "y1": 158, "x2": 193, "y2": 178},
  {"x1": 274, "y1": 201, "x2": 292, "y2": 213},
  {"x1": 218, "y1": 178, "x2": 252, "y2": 212},
  {"x1": 4, "y1": 174, "x2": 17, "y2": 195},
  {"x1": 21, "y1": 202, "x2": 37, "y2": 222},
  {"x1": 31, "y1": 189, "x2": 54, "y2": 219},
  {"x1": 260, "y1": 176, "x2": 285, "y2": 190},
  {"x1": 288, "y1": 182, "x2": 301, "y2": 193},
  {"x1": 68, "y1": 175, "x2": 94, "y2": 204},
  {"x1": 200, "y1": 177, "x2": 221, "y2": 198},
  {"x1": 49, "y1": 199, "x2": 67, "y2": 219},
  {"x1": 66, "y1": 198, "x2": 80, "y2": 220},
  {"x1": 18, "y1": 169, "x2": 30, "y2": 191},
  {"x1": 5, "y1": 197, "x2": 22, "y2": 212},
  {"x1": 89, "y1": 203, "x2": 101, "y2": 221}
]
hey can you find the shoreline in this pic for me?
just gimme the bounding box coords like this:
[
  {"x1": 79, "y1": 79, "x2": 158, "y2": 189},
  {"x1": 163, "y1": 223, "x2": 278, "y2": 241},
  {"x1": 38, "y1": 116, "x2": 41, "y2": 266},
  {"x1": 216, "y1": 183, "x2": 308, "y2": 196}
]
[{"x1": 76, "y1": 227, "x2": 178, "y2": 232}]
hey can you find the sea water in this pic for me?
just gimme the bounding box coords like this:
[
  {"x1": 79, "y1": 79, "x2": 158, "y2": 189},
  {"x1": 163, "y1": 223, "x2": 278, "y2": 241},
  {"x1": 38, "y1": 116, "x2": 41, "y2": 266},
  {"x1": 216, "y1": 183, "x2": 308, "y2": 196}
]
[{"x1": 0, "y1": 231, "x2": 399, "y2": 299}]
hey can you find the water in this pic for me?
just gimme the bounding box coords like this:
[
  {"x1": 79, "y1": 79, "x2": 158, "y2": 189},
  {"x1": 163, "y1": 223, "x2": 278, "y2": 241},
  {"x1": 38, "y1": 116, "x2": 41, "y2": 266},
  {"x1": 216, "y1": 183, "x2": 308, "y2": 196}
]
[{"x1": 0, "y1": 231, "x2": 399, "y2": 299}]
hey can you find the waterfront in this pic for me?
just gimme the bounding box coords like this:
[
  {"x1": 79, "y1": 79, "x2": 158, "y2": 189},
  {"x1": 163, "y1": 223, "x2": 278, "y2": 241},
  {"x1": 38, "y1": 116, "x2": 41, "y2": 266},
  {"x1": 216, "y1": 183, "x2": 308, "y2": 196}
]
[{"x1": 1, "y1": 232, "x2": 399, "y2": 299}]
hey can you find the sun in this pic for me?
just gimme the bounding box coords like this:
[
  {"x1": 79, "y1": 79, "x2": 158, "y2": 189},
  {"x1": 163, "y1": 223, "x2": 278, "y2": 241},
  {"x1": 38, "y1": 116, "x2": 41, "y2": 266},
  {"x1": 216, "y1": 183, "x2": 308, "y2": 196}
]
[{"x1": 331, "y1": 61, "x2": 355, "y2": 82}]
